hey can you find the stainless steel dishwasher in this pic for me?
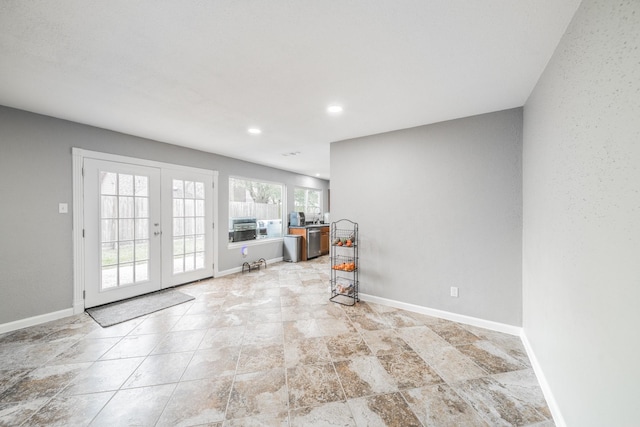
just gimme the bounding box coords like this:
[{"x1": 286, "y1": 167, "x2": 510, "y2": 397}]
[{"x1": 307, "y1": 228, "x2": 322, "y2": 259}]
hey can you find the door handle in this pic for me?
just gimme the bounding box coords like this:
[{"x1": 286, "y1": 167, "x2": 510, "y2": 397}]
[{"x1": 154, "y1": 231, "x2": 162, "y2": 236}]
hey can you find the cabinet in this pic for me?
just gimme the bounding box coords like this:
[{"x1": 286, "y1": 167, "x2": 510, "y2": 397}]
[
  {"x1": 330, "y1": 219, "x2": 359, "y2": 306},
  {"x1": 288, "y1": 227, "x2": 307, "y2": 260},
  {"x1": 289, "y1": 226, "x2": 330, "y2": 260},
  {"x1": 320, "y1": 226, "x2": 330, "y2": 255}
]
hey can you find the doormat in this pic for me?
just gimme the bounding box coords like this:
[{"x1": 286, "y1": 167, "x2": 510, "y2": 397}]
[{"x1": 86, "y1": 289, "x2": 195, "y2": 327}]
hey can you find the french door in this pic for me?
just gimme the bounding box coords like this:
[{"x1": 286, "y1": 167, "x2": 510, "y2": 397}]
[
  {"x1": 161, "y1": 171, "x2": 213, "y2": 287},
  {"x1": 83, "y1": 157, "x2": 213, "y2": 308}
]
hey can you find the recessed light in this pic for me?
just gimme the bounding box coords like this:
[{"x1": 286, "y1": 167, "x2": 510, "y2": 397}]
[
  {"x1": 248, "y1": 128, "x2": 262, "y2": 135},
  {"x1": 315, "y1": 173, "x2": 320, "y2": 177},
  {"x1": 327, "y1": 105, "x2": 343, "y2": 114}
]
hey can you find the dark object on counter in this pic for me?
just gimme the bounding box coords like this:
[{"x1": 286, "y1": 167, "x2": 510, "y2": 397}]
[{"x1": 232, "y1": 217, "x2": 257, "y2": 242}]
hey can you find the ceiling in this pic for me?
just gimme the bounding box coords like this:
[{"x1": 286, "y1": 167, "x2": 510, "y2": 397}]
[{"x1": 0, "y1": 1, "x2": 581, "y2": 180}]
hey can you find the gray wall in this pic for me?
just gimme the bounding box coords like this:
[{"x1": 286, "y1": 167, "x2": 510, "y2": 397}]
[
  {"x1": 522, "y1": 0, "x2": 640, "y2": 425},
  {"x1": 0, "y1": 106, "x2": 328, "y2": 324},
  {"x1": 331, "y1": 108, "x2": 523, "y2": 326}
]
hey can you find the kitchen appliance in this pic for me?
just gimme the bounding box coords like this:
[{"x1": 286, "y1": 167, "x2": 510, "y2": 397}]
[
  {"x1": 257, "y1": 220, "x2": 267, "y2": 238},
  {"x1": 289, "y1": 211, "x2": 305, "y2": 226},
  {"x1": 231, "y1": 218, "x2": 257, "y2": 242},
  {"x1": 283, "y1": 234, "x2": 302, "y2": 262},
  {"x1": 307, "y1": 228, "x2": 322, "y2": 259},
  {"x1": 257, "y1": 219, "x2": 283, "y2": 239}
]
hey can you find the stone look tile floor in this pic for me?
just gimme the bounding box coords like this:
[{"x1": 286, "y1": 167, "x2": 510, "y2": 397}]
[{"x1": 0, "y1": 256, "x2": 554, "y2": 426}]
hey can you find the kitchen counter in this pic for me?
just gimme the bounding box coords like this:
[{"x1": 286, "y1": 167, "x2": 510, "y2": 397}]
[{"x1": 288, "y1": 225, "x2": 330, "y2": 260}]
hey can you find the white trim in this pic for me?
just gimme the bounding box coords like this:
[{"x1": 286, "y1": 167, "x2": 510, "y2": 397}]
[
  {"x1": 520, "y1": 331, "x2": 566, "y2": 427},
  {"x1": 228, "y1": 237, "x2": 284, "y2": 250},
  {"x1": 0, "y1": 309, "x2": 74, "y2": 335},
  {"x1": 229, "y1": 173, "x2": 284, "y2": 187},
  {"x1": 72, "y1": 150, "x2": 85, "y2": 314},
  {"x1": 358, "y1": 293, "x2": 522, "y2": 336},
  {"x1": 217, "y1": 256, "x2": 284, "y2": 277},
  {"x1": 212, "y1": 171, "x2": 219, "y2": 277},
  {"x1": 211, "y1": 171, "x2": 220, "y2": 277},
  {"x1": 72, "y1": 148, "x2": 215, "y2": 176}
]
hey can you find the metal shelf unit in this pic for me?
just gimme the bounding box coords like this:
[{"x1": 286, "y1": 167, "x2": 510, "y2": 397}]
[{"x1": 329, "y1": 219, "x2": 359, "y2": 306}]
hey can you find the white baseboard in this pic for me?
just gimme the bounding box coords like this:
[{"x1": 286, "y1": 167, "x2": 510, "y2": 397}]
[
  {"x1": 358, "y1": 293, "x2": 522, "y2": 336},
  {"x1": 358, "y1": 293, "x2": 562, "y2": 425},
  {"x1": 217, "y1": 256, "x2": 284, "y2": 277},
  {"x1": 0, "y1": 308, "x2": 75, "y2": 335},
  {"x1": 520, "y1": 331, "x2": 566, "y2": 427},
  {"x1": 73, "y1": 299, "x2": 85, "y2": 315}
]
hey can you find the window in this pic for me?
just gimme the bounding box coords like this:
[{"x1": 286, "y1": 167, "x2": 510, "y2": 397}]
[
  {"x1": 99, "y1": 172, "x2": 150, "y2": 288},
  {"x1": 172, "y1": 179, "x2": 206, "y2": 273},
  {"x1": 229, "y1": 177, "x2": 283, "y2": 242},
  {"x1": 294, "y1": 187, "x2": 322, "y2": 222}
]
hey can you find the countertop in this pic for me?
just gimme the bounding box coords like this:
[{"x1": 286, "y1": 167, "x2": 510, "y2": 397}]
[{"x1": 289, "y1": 224, "x2": 330, "y2": 229}]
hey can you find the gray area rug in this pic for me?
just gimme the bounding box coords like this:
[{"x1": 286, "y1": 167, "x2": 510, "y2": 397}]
[{"x1": 86, "y1": 289, "x2": 195, "y2": 327}]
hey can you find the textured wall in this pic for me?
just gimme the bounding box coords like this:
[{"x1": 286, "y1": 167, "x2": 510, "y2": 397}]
[
  {"x1": 0, "y1": 106, "x2": 328, "y2": 325},
  {"x1": 331, "y1": 108, "x2": 523, "y2": 326},
  {"x1": 523, "y1": 0, "x2": 640, "y2": 425}
]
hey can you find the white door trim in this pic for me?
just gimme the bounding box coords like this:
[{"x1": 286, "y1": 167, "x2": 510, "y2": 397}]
[{"x1": 72, "y1": 148, "x2": 219, "y2": 313}]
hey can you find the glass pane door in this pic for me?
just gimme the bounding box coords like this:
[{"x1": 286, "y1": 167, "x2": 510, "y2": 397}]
[
  {"x1": 100, "y1": 172, "x2": 151, "y2": 289},
  {"x1": 83, "y1": 156, "x2": 214, "y2": 306},
  {"x1": 162, "y1": 171, "x2": 213, "y2": 287},
  {"x1": 172, "y1": 179, "x2": 206, "y2": 273},
  {"x1": 84, "y1": 159, "x2": 161, "y2": 308}
]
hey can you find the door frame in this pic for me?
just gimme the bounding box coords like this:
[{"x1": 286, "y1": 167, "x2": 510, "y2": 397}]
[{"x1": 72, "y1": 148, "x2": 219, "y2": 314}]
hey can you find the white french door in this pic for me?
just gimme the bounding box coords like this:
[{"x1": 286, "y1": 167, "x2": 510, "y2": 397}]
[
  {"x1": 162, "y1": 171, "x2": 213, "y2": 287},
  {"x1": 84, "y1": 159, "x2": 162, "y2": 307},
  {"x1": 82, "y1": 155, "x2": 214, "y2": 308}
]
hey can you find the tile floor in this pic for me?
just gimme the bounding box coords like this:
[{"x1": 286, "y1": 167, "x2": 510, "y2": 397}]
[{"x1": 0, "y1": 256, "x2": 554, "y2": 426}]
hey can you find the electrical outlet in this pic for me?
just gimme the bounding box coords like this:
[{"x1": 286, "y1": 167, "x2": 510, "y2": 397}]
[
  {"x1": 450, "y1": 286, "x2": 459, "y2": 298},
  {"x1": 58, "y1": 203, "x2": 68, "y2": 214}
]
